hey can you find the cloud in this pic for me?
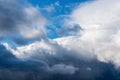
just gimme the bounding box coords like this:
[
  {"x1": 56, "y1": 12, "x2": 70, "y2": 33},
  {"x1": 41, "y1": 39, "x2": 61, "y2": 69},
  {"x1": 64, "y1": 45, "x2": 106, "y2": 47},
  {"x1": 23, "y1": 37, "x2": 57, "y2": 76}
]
[
  {"x1": 42, "y1": 5, "x2": 55, "y2": 13},
  {"x1": 41, "y1": 1, "x2": 60, "y2": 13},
  {"x1": 0, "y1": 0, "x2": 46, "y2": 39},
  {"x1": 49, "y1": 64, "x2": 78, "y2": 75},
  {"x1": 55, "y1": 36, "x2": 96, "y2": 60},
  {"x1": 1, "y1": 0, "x2": 120, "y2": 79},
  {"x1": 2, "y1": 39, "x2": 65, "y2": 60},
  {"x1": 56, "y1": 0, "x2": 120, "y2": 68},
  {"x1": 57, "y1": 24, "x2": 83, "y2": 36},
  {"x1": 1, "y1": 42, "x2": 119, "y2": 80}
]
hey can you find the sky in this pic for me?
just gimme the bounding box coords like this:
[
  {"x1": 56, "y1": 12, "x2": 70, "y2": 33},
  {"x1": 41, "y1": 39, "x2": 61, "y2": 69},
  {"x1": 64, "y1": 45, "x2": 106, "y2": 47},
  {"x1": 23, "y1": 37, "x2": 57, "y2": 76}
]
[{"x1": 1, "y1": 0, "x2": 120, "y2": 80}]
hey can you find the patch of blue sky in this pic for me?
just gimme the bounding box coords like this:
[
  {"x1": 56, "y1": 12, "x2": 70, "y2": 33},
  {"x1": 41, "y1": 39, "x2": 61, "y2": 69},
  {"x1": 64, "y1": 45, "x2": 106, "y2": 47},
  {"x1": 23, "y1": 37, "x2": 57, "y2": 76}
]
[
  {"x1": 0, "y1": 36, "x2": 18, "y2": 48},
  {"x1": 28, "y1": 0, "x2": 93, "y2": 39},
  {"x1": 28, "y1": 0, "x2": 91, "y2": 7}
]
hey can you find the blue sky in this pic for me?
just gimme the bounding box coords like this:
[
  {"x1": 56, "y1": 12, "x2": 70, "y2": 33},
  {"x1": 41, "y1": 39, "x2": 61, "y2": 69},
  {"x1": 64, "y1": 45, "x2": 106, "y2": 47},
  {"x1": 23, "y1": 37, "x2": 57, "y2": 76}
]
[
  {"x1": 28, "y1": 0, "x2": 92, "y2": 39},
  {"x1": 28, "y1": 0, "x2": 89, "y2": 7}
]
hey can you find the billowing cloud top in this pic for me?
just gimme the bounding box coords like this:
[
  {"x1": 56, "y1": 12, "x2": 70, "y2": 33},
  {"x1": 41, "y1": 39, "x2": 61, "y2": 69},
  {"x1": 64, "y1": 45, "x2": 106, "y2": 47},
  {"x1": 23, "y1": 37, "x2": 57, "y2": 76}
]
[{"x1": 68, "y1": 0, "x2": 120, "y2": 68}]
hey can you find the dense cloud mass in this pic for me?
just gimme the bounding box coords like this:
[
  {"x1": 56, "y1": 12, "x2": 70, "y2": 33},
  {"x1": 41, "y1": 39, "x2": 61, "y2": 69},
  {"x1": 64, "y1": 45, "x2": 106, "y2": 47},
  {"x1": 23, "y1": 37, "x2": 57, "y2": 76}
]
[
  {"x1": 1, "y1": 0, "x2": 120, "y2": 80},
  {"x1": 67, "y1": 0, "x2": 120, "y2": 68},
  {"x1": 1, "y1": 43, "x2": 120, "y2": 80}
]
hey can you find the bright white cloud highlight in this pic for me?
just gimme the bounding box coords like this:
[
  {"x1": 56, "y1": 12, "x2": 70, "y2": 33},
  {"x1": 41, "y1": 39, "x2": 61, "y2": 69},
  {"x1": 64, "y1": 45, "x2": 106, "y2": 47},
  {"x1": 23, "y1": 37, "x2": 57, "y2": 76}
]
[{"x1": 58, "y1": 0, "x2": 120, "y2": 68}]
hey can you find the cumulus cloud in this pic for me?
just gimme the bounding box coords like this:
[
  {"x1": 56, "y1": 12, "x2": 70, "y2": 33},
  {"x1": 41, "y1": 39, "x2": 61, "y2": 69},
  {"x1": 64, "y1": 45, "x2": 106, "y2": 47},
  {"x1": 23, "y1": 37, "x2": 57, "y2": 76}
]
[
  {"x1": 56, "y1": 0, "x2": 120, "y2": 68},
  {"x1": 0, "y1": 0, "x2": 46, "y2": 39}
]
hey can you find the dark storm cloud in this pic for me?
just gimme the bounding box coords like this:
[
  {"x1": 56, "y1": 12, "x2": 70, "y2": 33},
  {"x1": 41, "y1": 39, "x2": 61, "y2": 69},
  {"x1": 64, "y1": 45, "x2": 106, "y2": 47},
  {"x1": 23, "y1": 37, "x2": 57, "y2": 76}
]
[
  {"x1": 0, "y1": 43, "x2": 120, "y2": 80},
  {"x1": 0, "y1": 44, "x2": 48, "y2": 69},
  {"x1": 0, "y1": 44, "x2": 50, "y2": 80}
]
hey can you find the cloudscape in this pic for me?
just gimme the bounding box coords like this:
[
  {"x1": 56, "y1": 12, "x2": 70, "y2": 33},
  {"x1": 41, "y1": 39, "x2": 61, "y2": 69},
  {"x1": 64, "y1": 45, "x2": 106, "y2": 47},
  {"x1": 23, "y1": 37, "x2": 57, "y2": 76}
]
[{"x1": 0, "y1": 0, "x2": 120, "y2": 80}]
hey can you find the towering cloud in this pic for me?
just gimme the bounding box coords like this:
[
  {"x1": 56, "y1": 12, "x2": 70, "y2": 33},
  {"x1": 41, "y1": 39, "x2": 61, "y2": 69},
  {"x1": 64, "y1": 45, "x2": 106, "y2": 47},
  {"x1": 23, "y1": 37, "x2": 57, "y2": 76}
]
[{"x1": 57, "y1": 0, "x2": 120, "y2": 68}]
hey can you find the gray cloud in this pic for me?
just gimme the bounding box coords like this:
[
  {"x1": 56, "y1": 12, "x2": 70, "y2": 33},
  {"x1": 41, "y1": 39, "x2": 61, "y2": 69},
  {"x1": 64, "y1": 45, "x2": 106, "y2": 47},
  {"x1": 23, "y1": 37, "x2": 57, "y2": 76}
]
[
  {"x1": 57, "y1": 24, "x2": 83, "y2": 36},
  {"x1": 0, "y1": 0, "x2": 24, "y2": 34},
  {"x1": 49, "y1": 64, "x2": 78, "y2": 75},
  {"x1": 0, "y1": 0, "x2": 46, "y2": 39},
  {"x1": 0, "y1": 43, "x2": 120, "y2": 80}
]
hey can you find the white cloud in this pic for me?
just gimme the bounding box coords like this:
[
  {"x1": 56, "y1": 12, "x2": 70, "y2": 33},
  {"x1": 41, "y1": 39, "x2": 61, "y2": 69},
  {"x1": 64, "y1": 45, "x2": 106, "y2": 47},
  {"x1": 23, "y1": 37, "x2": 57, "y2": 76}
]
[
  {"x1": 19, "y1": 6, "x2": 47, "y2": 39},
  {"x1": 54, "y1": 0, "x2": 120, "y2": 68},
  {"x1": 2, "y1": 40, "x2": 55, "y2": 60},
  {"x1": 2, "y1": 39, "x2": 67, "y2": 62},
  {"x1": 41, "y1": 1, "x2": 60, "y2": 13},
  {"x1": 54, "y1": 36, "x2": 95, "y2": 60}
]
